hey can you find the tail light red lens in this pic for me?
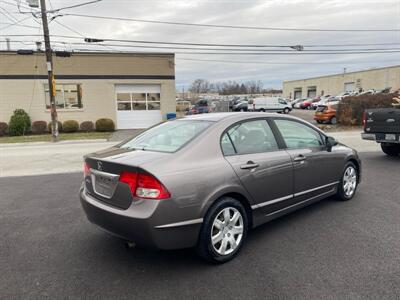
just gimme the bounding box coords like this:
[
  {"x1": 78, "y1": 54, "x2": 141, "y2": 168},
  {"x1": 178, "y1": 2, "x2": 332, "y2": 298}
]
[
  {"x1": 84, "y1": 162, "x2": 90, "y2": 176},
  {"x1": 119, "y1": 172, "x2": 138, "y2": 195},
  {"x1": 362, "y1": 111, "x2": 367, "y2": 128},
  {"x1": 119, "y1": 171, "x2": 170, "y2": 200}
]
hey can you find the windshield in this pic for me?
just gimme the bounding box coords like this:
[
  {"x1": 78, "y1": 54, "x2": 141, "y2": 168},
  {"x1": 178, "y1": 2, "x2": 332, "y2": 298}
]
[{"x1": 119, "y1": 120, "x2": 213, "y2": 153}]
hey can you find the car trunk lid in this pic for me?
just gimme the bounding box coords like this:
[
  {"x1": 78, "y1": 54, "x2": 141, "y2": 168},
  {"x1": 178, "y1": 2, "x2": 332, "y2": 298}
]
[{"x1": 84, "y1": 147, "x2": 169, "y2": 209}]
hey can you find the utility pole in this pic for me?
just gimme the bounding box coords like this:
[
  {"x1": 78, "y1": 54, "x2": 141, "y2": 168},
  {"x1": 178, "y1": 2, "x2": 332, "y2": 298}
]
[{"x1": 39, "y1": 0, "x2": 59, "y2": 142}]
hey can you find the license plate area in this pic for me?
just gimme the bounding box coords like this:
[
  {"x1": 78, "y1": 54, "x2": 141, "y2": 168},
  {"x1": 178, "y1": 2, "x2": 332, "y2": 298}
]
[
  {"x1": 91, "y1": 169, "x2": 120, "y2": 199},
  {"x1": 385, "y1": 134, "x2": 396, "y2": 141}
]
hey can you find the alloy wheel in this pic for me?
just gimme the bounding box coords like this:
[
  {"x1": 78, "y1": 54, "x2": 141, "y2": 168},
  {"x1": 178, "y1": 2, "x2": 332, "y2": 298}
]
[
  {"x1": 343, "y1": 166, "x2": 357, "y2": 197},
  {"x1": 211, "y1": 207, "x2": 244, "y2": 255}
]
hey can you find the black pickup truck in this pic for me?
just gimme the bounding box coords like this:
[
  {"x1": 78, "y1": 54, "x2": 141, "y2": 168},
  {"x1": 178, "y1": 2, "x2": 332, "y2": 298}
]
[{"x1": 361, "y1": 108, "x2": 400, "y2": 156}]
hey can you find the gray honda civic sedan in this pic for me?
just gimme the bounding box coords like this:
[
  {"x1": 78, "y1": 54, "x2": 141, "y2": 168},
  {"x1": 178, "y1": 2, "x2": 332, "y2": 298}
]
[{"x1": 80, "y1": 112, "x2": 361, "y2": 263}]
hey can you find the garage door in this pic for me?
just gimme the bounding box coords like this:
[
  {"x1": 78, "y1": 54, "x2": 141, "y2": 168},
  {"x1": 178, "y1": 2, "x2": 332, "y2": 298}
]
[
  {"x1": 344, "y1": 82, "x2": 355, "y2": 92},
  {"x1": 294, "y1": 90, "x2": 302, "y2": 99},
  {"x1": 307, "y1": 89, "x2": 316, "y2": 98},
  {"x1": 116, "y1": 84, "x2": 162, "y2": 129}
]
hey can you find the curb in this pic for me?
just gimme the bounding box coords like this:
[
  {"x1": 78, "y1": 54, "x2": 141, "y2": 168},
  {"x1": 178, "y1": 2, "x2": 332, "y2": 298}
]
[{"x1": 0, "y1": 139, "x2": 112, "y2": 147}]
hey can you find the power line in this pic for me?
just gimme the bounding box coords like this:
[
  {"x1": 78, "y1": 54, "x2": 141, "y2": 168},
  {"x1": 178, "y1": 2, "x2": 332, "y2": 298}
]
[
  {"x1": 63, "y1": 49, "x2": 400, "y2": 55},
  {"x1": 5, "y1": 33, "x2": 400, "y2": 49},
  {"x1": 47, "y1": 0, "x2": 102, "y2": 13},
  {"x1": 62, "y1": 12, "x2": 400, "y2": 32},
  {"x1": 176, "y1": 58, "x2": 400, "y2": 66},
  {"x1": 6, "y1": 38, "x2": 400, "y2": 53},
  {"x1": 0, "y1": 21, "x2": 39, "y2": 29},
  {"x1": 0, "y1": 15, "x2": 35, "y2": 30},
  {"x1": 36, "y1": 41, "x2": 400, "y2": 52}
]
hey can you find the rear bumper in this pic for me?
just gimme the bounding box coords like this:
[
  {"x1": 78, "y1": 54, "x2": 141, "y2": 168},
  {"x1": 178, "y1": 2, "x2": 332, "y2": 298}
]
[
  {"x1": 361, "y1": 132, "x2": 400, "y2": 143},
  {"x1": 80, "y1": 187, "x2": 202, "y2": 250},
  {"x1": 314, "y1": 114, "x2": 332, "y2": 121}
]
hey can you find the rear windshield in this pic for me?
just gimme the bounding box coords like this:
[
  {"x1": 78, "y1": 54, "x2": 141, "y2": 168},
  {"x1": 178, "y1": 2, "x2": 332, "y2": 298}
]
[{"x1": 119, "y1": 120, "x2": 213, "y2": 153}]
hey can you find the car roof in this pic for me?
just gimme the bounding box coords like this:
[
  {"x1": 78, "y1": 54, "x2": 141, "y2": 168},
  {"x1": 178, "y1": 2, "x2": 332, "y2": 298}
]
[
  {"x1": 181, "y1": 112, "x2": 279, "y2": 122},
  {"x1": 180, "y1": 112, "x2": 327, "y2": 136}
]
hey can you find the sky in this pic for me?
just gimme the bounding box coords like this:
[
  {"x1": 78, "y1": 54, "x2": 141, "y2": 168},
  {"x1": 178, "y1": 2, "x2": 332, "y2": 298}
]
[{"x1": 1, "y1": 0, "x2": 400, "y2": 90}]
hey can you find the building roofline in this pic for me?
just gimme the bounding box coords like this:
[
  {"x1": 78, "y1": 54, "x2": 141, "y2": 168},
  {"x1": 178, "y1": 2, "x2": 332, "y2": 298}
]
[
  {"x1": 0, "y1": 50, "x2": 175, "y2": 57},
  {"x1": 283, "y1": 64, "x2": 400, "y2": 83}
]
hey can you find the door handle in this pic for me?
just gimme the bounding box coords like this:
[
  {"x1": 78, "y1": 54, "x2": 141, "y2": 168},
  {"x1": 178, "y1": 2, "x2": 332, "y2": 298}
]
[
  {"x1": 240, "y1": 161, "x2": 259, "y2": 169},
  {"x1": 293, "y1": 155, "x2": 306, "y2": 162}
]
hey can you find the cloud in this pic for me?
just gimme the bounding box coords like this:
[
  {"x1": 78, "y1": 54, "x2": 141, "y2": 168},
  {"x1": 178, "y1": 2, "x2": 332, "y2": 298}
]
[{"x1": 2, "y1": 0, "x2": 400, "y2": 89}]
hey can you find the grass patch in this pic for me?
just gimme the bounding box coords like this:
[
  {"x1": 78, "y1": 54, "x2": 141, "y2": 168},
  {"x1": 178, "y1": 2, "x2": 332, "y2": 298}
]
[{"x1": 0, "y1": 132, "x2": 112, "y2": 143}]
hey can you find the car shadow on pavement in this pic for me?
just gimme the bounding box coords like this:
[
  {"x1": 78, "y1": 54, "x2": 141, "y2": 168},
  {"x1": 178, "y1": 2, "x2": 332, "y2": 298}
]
[{"x1": 86, "y1": 195, "x2": 343, "y2": 268}]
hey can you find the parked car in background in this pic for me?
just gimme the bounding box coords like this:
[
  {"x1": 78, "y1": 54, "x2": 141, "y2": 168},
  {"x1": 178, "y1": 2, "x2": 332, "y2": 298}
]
[
  {"x1": 81, "y1": 113, "x2": 361, "y2": 263},
  {"x1": 291, "y1": 98, "x2": 305, "y2": 108},
  {"x1": 361, "y1": 107, "x2": 400, "y2": 156},
  {"x1": 233, "y1": 101, "x2": 249, "y2": 112},
  {"x1": 176, "y1": 100, "x2": 191, "y2": 112},
  {"x1": 336, "y1": 92, "x2": 351, "y2": 100},
  {"x1": 300, "y1": 98, "x2": 320, "y2": 109},
  {"x1": 252, "y1": 97, "x2": 291, "y2": 114},
  {"x1": 186, "y1": 100, "x2": 211, "y2": 115},
  {"x1": 311, "y1": 95, "x2": 331, "y2": 110},
  {"x1": 314, "y1": 104, "x2": 338, "y2": 124}
]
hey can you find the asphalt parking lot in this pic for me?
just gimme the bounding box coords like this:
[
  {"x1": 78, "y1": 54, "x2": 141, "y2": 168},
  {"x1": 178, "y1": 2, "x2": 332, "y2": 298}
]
[
  {"x1": 290, "y1": 108, "x2": 318, "y2": 124},
  {"x1": 1, "y1": 152, "x2": 399, "y2": 299}
]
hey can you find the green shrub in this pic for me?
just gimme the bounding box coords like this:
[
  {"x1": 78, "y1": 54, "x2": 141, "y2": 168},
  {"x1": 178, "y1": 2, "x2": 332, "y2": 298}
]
[
  {"x1": 95, "y1": 118, "x2": 115, "y2": 132},
  {"x1": 337, "y1": 93, "x2": 395, "y2": 126},
  {"x1": 8, "y1": 109, "x2": 31, "y2": 136},
  {"x1": 32, "y1": 120, "x2": 47, "y2": 134},
  {"x1": 48, "y1": 121, "x2": 63, "y2": 132},
  {"x1": 63, "y1": 120, "x2": 79, "y2": 133},
  {"x1": 80, "y1": 121, "x2": 95, "y2": 132},
  {"x1": 0, "y1": 122, "x2": 8, "y2": 136}
]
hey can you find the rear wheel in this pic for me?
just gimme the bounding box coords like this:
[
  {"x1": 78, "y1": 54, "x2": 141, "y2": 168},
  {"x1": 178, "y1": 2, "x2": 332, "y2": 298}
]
[
  {"x1": 259, "y1": 108, "x2": 265, "y2": 112},
  {"x1": 316, "y1": 120, "x2": 323, "y2": 124},
  {"x1": 336, "y1": 162, "x2": 359, "y2": 201},
  {"x1": 381, "y1": 143, "x2": 400, "y2": 156},
  {"x1": 330, "y1": 116, "x2": 338, "y2": 124},
  {"x1": 196, "y1": 197, "x2": 248, "y2": 264}
]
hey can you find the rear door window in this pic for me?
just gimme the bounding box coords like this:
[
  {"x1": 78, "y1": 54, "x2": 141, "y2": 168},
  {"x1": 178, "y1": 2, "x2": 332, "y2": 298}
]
[
  {"x1": 221, "y1": 120, "x2": 279, "y2": 155},
  {"x1": 274, "y1": 119, "x2": 323, "y2": 149}
]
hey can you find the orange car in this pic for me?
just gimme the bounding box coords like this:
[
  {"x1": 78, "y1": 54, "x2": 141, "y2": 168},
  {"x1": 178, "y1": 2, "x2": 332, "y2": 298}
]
[{"x1": 314, "y1": 104, "x2": 338, "y2": 124}]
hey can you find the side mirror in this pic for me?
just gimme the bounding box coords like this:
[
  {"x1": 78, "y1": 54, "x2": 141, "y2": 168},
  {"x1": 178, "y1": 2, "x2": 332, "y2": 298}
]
[{"x1": 326, "y1": 136, "x2": 338, "y2": 152}]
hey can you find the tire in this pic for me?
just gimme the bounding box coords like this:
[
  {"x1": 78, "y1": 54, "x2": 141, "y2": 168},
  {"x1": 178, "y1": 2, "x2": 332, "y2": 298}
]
[
  {"x1": 196, "y1": 197, "x2": 248, "y2": 264},
  {"x1": 259, "y1": 108, "x2": 265, "y2": 112},
  {"x1": 316, "y1": 120, "x2": 323, "y2": 124},
  {"x1": 336, "y1": 162, "x2": 359, "y2": 201},
  {"x1": 283, "y1": 108, "x2": 290, "y2": 114},
  {"x1": 240, "y1": 108, "x2": 245, "y2": 112},
  {"x1": 381, "y1": 143, "x2": 400, "y2": 156},
  {"x1": 330, "y1": 116, "x2": 337, "y2": 125}
]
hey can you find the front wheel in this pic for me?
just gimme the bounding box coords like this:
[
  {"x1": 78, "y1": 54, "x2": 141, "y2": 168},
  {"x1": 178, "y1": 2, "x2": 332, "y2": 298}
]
[
  {"x1": 196, "y1": 197, "x2": 248, "y2": 263},
  {"x1": 381, "y1": 143, "x2": 400, "y2": 156},
  {"x1": 330, "y1": 116, "x2": 338, "y2": 124},
  {"x1": 336, "y1": 162, "x2": 359, "y2": 201},
  {"x1": 283, "y1": 107, "x2": 290, "y2": 114}
]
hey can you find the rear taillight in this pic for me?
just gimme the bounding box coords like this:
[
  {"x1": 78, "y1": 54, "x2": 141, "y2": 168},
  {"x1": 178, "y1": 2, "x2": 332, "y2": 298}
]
[
  {"x1": 119, "y1": 171, "x2": 138, "y2": 194},
  {"x1": 362, "y1": 111, "x2": 367, "y2": 128},
  {"x1": 119, "y1": 171, "x2": 170, "y2": 200},
  {"x1": 84, "y1": 162, "x2": 90, "y2": 177}
]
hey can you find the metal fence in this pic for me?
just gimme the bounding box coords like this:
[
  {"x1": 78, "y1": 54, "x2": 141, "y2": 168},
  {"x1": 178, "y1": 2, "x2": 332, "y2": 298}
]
[{"x1": 209, "y1": 100, "x2": 231, "y2": 112}]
